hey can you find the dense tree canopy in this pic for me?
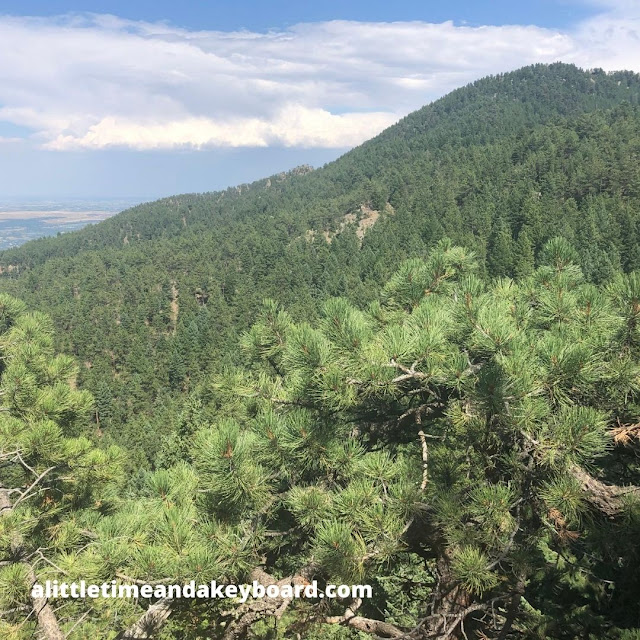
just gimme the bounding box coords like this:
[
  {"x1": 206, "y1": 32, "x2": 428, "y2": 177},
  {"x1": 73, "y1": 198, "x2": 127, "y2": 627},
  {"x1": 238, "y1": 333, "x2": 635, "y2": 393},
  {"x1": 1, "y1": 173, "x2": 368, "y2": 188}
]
[
  {"x1": 0, "y1": 294, "x2": 123, "y2": 639},
  {"x1": 2, "y1": 240, "x2": 640, "y2": 639},
  {"x1": 202, "y1": 238, "x2": 640, "y2": 639},
  {"x1": 2, "y1": 63, "x2": 640, "y2": 639},
  {"x1": 1, "y1": 64, "x2": 640, "y2": 466}
]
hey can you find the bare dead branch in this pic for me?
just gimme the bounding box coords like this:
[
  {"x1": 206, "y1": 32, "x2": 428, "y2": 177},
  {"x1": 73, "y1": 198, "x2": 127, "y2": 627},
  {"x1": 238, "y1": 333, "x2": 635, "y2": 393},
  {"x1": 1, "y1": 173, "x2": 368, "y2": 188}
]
[
  {"x1": 569, "y1": 463, "x2": 638, "y2": 517},
  {"x1": 418, "y1": 430, "x2": 429, "y2": 491},
  {"x1": 12, "y1": 466, "x2": 56, "y2": 510},
  {"x1": 25, "y1": 563, "x2": 65, "y2": 640}
]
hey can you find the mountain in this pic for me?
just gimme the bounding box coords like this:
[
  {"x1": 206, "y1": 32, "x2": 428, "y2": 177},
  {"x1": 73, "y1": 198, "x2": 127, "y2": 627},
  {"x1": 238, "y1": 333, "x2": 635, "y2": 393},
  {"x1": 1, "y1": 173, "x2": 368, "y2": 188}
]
[
  {"x1": 3, "y1": 62, "x2": 640, "y2": 640},
  {"x1": 1, "y1": 62, "x2": 640, "y2": 462}
]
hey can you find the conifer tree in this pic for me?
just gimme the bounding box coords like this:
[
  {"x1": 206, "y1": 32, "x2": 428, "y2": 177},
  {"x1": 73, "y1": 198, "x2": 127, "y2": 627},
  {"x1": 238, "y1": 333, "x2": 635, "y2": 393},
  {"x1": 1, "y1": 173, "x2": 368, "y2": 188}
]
[
  {"x1": 182, "y1": 238, "x2": 640, "y2": 639},
  {"x1": 0, "y1": 294, "x2": 123, "y2": 639},
  {"x1": 513, "y1": 227, "x2": 535, "y2": 278},
  {"x1": 487, "y1": 219, "x2": 514, "y2": 277},
  {"x1": 5, "y1": 238, "x2": 640, "y2": 639}
]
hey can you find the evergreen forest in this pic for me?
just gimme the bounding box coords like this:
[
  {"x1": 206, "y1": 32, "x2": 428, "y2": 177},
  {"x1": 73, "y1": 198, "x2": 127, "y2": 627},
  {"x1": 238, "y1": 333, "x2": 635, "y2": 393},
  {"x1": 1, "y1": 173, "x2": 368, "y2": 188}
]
[{"x1": 2, "y1": 63, "x2": 640, "y2": 639}]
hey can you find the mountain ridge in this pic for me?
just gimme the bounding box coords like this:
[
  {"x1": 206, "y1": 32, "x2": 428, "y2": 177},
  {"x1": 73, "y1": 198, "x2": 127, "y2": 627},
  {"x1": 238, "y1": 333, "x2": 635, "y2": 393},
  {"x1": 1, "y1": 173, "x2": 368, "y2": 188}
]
[
  {"x1": 2, "y1": 62, "x2": 639, "y2": 267},
  {"x1": 1, "y1": 62, "x2": 640, "y2": 462}
]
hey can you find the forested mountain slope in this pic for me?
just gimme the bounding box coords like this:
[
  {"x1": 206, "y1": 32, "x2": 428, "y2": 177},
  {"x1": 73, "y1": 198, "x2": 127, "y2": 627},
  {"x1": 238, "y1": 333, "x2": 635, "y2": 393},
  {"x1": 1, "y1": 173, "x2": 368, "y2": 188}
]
[
  {"x1": 3, "y1": 240, "x2": 640, "y2": 640},
  {"x1": 3, "y1": 61, "x2": 640, "y2": 640},
  {"x1": 1, "y1": 62, "x2": 640, "y2": 463}
]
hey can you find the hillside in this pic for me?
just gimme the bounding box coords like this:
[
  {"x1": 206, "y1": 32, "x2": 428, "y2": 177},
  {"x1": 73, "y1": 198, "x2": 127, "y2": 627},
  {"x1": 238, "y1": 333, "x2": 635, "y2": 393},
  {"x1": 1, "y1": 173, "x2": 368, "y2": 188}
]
[
  {"x1": 3, "y1": 61, "x2": 640, "y2": 640},
  {"x1": 1, "y1": 62, "x2": 640, "y2": 462}
]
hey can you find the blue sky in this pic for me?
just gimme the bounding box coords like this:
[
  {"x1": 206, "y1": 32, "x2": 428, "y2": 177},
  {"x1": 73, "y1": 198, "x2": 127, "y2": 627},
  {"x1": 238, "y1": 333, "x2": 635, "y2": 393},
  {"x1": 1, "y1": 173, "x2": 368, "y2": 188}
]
[
  {"x1": 0, "y1": 0, "x2": 638, "y2": 198},
  {"x1": 0, "y1": 1, "x2": 596, "y2": 30}
]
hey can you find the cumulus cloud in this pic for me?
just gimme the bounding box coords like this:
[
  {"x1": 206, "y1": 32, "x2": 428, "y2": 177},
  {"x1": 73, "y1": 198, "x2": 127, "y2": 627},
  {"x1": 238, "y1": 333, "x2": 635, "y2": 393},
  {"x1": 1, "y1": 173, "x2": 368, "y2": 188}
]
[
  {"x1": 44, "y1": 106, "x2": 398, "y2": 150},
  {"x1": 0, "y1": 4, "x2": 638, "y2": 151}
]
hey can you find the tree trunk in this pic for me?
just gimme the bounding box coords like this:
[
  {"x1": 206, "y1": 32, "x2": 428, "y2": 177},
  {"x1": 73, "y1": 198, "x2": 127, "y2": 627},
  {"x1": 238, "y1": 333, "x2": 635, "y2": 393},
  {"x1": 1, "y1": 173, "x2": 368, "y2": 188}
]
[
  {"x1": 2, "y1": 486, "x2": 65, "y2": 640},
  {"x1": 0, "y1": 487, "x2": 64, "y2": 640},
  {"x1": 25, "y1": 564, "x2": 65, "y2": 640},
  {"x1": 422, "y1": 551, "x2": 472, "y2": 639}
]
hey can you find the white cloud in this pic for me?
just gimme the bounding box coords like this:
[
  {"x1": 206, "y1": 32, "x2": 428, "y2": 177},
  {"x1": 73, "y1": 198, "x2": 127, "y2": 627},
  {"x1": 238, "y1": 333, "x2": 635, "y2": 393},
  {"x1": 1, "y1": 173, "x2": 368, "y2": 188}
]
[
  {"x1": 0, "y1": 4, "x2": 638, "y2": 151},
  {"x1": 44, "y1": 106, "x2": 398, "y2": 150}
]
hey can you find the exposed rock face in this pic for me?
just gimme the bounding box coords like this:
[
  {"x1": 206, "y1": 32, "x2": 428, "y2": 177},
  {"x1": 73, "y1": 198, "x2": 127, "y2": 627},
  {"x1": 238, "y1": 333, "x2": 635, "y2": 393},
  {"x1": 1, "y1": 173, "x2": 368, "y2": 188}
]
[{"x1": 304, "y1": 201, "x2": 392, "y2": 245}]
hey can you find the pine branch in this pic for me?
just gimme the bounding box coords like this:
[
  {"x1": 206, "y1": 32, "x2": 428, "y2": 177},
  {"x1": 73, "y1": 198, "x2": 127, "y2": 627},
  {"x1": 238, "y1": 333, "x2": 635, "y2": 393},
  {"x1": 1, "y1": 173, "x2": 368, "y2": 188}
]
[
  {"x1": 418, "y1": 430, "x2": 429, "y2": 491},
  {"x1": 15, "y1": 450, "x2": 37, "y2": 477},
  {"x1": 0, "y1": 486, "x2": 12, "y2": 513},
  {"x1": 26, "y1": 562, "x2": 65, "y2": 640},
  {"x1": 0, "y1": 449, "x2": 21, "y2": 460},
  {"x1": 393, "y1": 595, "x2": 509, "y2": 640},
  {"x1": 115, "y1": 573, "x2": 173, "y2": 586},
  {"x1": 325, "y1": 613, "x2": 404, "y2": 638},
  {"x1": 12, "y1": 466, "x2": 56, "y2": 510},
  {"x1": 30, "y1": 549, "x2": 70, "y2": 576},
  {"x1": 389, "y1": 359, "x2": 428, "y2": 384},
  {"x1": 221, "y1": 567, "x2": 312, "y2": 640},
  {"x1": 496, "y1": 578, "x2": 525, "y2": 640},
  {"x1": 610, "y1": 420, "x2": 640, "y2": 446},
  {"x1": 486, "y1": 507, "x2": 521, "y2": 571},
  {"x1": 521, "y1": 430, "x2": 639, "y2": 516},
  {"x1": 2, "y1": 487, "x2": 69, "y2": 640},
  {"x1": 63, "y1": 607, "x2": 93, "y2": 639},
  {"x1": 568, "y1": 463, "x2": 638, "y2": 516},
  {"x1": 115, "y1": 597, "x2": 174, "y2": 640}
]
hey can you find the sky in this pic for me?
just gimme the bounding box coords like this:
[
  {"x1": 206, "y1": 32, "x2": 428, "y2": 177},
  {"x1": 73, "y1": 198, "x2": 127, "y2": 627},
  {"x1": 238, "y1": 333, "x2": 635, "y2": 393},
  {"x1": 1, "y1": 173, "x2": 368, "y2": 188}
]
[{"x1": 0, "y1": 0, "x2": 639, "y2": 199}]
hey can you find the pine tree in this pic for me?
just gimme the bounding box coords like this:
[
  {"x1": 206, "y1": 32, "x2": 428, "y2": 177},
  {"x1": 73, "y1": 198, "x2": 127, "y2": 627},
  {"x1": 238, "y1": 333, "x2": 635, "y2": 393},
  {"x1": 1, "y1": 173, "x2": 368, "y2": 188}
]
[
  {"x1": 94, "y1": 380, "x2": 114, "y2": 427},
  {"x1": 0, "y1": 294, "x2": 124, "y2": 639},
  {"x1": 168, "y1": 346, "x2": 187, "y2": 390},
  {"x1": 169, "y1": 239, "x2": 640, "y2": 639},
  {"x1": 5, "y1": 240, "x2": 640, "y2": 639},
  {"x1": 487, "y1": 218, "x2": 514, "y2": 277},
  {"x1": 513, "y1": 227, "x2": 535, "y2": 278}
]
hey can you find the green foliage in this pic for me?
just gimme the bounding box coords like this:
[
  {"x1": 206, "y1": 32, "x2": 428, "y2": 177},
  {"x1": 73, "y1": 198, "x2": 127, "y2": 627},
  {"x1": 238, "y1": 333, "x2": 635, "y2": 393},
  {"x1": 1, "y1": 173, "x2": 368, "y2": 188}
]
[
  {"x1": 192, "y1": 419, "x2": 272, "y2": 514},
  {"x1": 2, "y1": 64, "x2": 640, "y2": 467},
  {"x1": 0, "y1": 294, "x2": 128, "y2": 638},
  {"x1": 451, "y1": 547, "x2": 498, "y2": 595},
  {"x1": 312, "y1": 520, "x2": 367, "y2": 582},
  {"x1": 2, "y1": 63, "x2": 640, "y2": 639},
  {"x1": 2, "y1": 237, "x2": 640, "y2": 639},
  {"x1": 192, "y1": 239, "x2": 640, "y2": 638}
]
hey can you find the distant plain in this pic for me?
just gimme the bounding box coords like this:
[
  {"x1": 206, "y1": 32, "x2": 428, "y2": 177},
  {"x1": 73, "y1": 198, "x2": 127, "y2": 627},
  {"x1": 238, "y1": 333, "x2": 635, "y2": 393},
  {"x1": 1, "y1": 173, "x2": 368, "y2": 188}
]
[{"x1": 0, "y1": 198, "x2": 144, "y2": 249}]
